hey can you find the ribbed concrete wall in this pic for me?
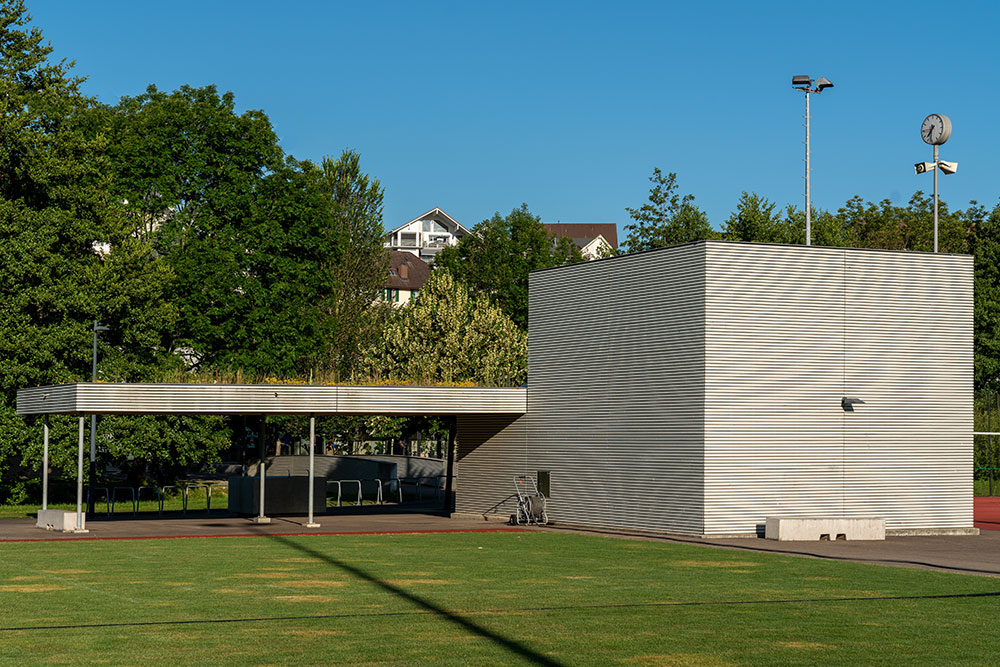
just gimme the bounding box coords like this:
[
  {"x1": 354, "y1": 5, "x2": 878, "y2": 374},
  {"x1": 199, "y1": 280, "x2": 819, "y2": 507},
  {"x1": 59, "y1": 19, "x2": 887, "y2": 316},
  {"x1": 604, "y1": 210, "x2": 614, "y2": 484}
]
[
  {"x1": 456, "y1": 241, "x2": 973, "y2": 537},
  {"x1": 455, "y1": 414, "x2": 526, "y2": 518},
  {"x1": 703, "y1": 244, "x2": 973, "y2": 534}
]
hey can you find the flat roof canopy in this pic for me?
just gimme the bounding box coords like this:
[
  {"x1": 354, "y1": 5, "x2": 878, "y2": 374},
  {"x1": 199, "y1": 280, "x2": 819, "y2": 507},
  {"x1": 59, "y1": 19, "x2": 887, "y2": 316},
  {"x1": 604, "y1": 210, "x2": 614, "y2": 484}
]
[{"x1": 16, "y1": 383, "x2": 527, "y2": 416}]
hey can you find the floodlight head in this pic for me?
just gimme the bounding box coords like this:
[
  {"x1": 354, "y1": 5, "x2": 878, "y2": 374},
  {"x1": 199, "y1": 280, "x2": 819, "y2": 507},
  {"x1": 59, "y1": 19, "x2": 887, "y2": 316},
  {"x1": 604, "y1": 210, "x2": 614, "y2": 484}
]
[
  {"x1": 792, "y1": 75, "x2": 811, "y2": 87},
  {"x1": 816, "y1": 77, "x2": 834, "y2": 90}
]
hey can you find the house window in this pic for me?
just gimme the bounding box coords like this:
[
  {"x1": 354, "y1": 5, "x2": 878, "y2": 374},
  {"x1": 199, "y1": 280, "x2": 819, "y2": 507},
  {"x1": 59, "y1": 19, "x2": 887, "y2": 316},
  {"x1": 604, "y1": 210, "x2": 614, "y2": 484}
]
[
  {"x1": 400, "y1": 233, "x2": 418, "y2": 247},
  {"x1": 382, "y1": 288, "x2": 399, "y2": 302}
]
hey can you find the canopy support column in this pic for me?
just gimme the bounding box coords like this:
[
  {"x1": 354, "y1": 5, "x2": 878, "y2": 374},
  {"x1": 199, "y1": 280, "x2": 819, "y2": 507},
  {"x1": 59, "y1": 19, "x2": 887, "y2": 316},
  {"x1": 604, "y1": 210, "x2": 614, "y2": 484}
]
[
  {"x1": 305, "y1": 414, "x2": 319, "y2": 528},
  {"x1": 73, "y1": 416, "x2": 88, "y2": 533},
  {"x1": 42, "y1": 415, "x2": 49, "y2": 510},
  {"x1": 252, "y1": 417, "x2": 270, "y2": 524},
  {"x1": 442, "y1": 416, "x2": 456, "y2": 514}
]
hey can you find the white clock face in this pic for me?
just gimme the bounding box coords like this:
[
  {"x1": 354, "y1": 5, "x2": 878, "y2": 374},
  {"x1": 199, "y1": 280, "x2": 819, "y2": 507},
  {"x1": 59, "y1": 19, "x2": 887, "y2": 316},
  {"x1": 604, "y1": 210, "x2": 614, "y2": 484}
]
[{"x1": 921, "y1": 113, "x2": 952, "y2": 145}]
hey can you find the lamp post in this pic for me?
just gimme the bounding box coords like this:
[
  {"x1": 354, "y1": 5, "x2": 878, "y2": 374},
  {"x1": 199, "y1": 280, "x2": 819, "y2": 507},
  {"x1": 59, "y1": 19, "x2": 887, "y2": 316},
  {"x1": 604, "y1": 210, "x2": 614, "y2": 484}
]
[
  {"x1": 791, "y1": 75, "x2": 834, "y2": 246},
  {"x1": 915, "y1": 114, "x2": 956, "y2": 253},
  {"x1": 88, "y1": 320, "x2": 109, "y2": 515}
]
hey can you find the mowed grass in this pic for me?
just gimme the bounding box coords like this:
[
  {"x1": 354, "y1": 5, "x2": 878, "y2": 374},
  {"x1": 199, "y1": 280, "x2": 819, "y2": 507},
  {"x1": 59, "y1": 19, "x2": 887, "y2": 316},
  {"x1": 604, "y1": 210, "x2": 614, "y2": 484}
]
[{"x1": 0, "y1": 531, "x2": 996, "y2": 665}]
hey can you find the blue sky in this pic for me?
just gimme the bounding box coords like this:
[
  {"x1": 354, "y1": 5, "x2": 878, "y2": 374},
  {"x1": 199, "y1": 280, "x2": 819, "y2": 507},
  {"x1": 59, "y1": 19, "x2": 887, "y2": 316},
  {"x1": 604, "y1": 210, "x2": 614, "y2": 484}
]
[{"x1": 26, "y1": 1, "x2": 1000, "y2": 239}]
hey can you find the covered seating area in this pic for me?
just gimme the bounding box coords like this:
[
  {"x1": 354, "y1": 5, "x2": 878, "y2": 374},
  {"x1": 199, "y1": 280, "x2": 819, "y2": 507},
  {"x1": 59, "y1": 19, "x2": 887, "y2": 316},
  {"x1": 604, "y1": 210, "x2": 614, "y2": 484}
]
[{"x1": 16, "y1": 382, "x2": 527, "y2": 533}]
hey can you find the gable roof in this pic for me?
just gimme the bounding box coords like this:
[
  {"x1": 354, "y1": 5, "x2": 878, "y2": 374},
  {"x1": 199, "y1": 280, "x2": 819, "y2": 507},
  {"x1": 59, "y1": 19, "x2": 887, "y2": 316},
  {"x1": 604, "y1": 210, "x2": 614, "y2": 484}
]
[
  {"x1": 384, "y1": 206, "x2": 471, "y2": 237},
  {"x1": 543, "y1": 223, "x2": 618, "y2": 249},
  {"x1": 385, "y1": 250, "x2": 431, "y2": 290}
]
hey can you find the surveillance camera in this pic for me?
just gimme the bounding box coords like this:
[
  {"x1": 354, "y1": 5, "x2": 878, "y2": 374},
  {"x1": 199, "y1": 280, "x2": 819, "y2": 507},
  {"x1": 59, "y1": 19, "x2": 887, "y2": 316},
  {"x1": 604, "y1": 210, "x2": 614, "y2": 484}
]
[
  {"x1": 938, "y1": 160, "x2": 958, "y2": 175},
  {"x1": 914, "y1": 162, "x2": 936, "y2": 175}
]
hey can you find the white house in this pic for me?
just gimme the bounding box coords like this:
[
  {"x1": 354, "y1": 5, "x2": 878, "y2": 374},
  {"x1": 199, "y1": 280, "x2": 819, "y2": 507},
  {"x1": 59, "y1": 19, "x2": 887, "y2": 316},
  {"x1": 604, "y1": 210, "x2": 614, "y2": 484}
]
[
  {"x1": 383, "y1": 207, "x2": 471, "y2": 263},
  {"x1": 543, "y1": 222, "x2": 618, "y2": 260}
]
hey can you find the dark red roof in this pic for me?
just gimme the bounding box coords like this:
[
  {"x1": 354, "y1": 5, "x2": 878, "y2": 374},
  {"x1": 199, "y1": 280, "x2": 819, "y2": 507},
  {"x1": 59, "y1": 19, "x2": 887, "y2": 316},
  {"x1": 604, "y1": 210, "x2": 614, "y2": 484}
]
[
  {"x1": 385, "y1": 250, "x2": 430, "y2": 290},
  {"x1": 543, "y1": 223, "x2": 618, "y2": 249}
]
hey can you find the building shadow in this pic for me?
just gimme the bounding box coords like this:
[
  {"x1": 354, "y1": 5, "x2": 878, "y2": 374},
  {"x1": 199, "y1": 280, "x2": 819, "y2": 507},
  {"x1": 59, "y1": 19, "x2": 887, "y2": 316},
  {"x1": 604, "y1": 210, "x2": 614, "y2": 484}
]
[{"x1": 266, "y1": 533, "x2": 563, "y2": 666}]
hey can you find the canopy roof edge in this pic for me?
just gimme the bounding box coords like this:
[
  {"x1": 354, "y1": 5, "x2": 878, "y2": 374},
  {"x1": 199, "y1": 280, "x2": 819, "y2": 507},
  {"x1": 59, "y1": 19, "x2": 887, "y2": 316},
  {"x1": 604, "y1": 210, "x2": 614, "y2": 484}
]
[{"x1": 16, "y1": 383, "x2": 527, "y2": 416}]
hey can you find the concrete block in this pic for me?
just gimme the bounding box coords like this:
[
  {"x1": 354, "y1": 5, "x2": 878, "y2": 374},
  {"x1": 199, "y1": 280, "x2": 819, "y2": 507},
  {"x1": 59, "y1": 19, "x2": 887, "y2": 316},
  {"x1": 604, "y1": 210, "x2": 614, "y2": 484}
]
[
  {"x1": 765, "y1": 516, "x2": 885, "y2": 541},
  {"x1": 36, "y1": 509, "x2": 86, "y2": 532}
]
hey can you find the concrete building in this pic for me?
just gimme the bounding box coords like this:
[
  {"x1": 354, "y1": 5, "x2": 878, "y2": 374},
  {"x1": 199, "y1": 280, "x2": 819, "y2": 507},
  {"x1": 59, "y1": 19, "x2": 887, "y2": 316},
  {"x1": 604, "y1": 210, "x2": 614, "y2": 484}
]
[{"x1": 455, "y1": 241, "x2": 974, "y2": 536}]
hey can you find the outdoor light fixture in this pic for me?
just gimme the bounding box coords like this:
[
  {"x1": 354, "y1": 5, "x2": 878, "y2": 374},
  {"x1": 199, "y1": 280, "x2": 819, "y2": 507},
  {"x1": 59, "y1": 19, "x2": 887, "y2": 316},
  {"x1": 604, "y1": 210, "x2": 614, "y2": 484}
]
[{"x1": 791, "y1": 75, "x2": 835, "y2": 246}]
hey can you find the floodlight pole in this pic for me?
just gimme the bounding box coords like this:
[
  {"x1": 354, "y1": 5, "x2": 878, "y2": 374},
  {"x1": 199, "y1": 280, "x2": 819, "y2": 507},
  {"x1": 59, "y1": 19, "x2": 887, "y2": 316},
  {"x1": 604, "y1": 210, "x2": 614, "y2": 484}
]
[
  {"x1": 804, "y1": 89, "x2": 811, "y2": 246},
  {"x1": 793, "y1": 76, "x2": 833, "y2": 246}
]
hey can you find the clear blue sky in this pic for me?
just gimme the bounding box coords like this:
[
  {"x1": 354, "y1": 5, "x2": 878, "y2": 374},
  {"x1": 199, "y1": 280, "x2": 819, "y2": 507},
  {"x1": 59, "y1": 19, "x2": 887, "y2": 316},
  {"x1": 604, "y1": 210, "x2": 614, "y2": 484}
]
[{"x1": 26, "y1": 0, "x2": 1000, "y2": 239}]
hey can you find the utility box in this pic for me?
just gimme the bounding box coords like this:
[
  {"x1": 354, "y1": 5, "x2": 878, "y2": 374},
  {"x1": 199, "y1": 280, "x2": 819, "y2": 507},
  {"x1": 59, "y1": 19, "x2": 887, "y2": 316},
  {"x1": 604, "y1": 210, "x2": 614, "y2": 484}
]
[{"x1": 456, "y1": 241, "x2": 975, "y2": 536}]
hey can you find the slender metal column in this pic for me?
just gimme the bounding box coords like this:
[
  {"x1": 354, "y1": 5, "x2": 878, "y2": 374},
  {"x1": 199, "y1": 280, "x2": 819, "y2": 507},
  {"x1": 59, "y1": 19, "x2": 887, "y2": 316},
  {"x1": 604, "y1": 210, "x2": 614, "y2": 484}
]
[
  {"x1": 443, "y1": 417, "x2": 457, "y2": 514},
  {"x1": 253, "y1": 418, "x2": 270, "y2": 524},
  {"x1": 305, "y1": 415, "x2": 319, "y2": 527},
  {"x1": 42, "y1": 415, "x2": 49, "y2": 510},
  {"x1": 74, "y1": 416, "x2": 88, "y2": 532},
  {"x1": 933, "y1": 144, "x2": 939, "y2": 253},
  {"x1": 805, "y1": 90, "x2": 811, "y2": 246}
]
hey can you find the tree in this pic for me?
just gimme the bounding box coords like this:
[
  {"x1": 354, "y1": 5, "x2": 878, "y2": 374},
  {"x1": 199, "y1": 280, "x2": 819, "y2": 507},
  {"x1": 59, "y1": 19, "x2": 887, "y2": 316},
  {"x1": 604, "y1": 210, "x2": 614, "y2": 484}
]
[
  {"x1": 433, "y1": 204, "x2": 580, "y2": 329},
  {"x1": 722, "y1": 192, "x2": 782, "y2": 242},
  {"x1": 108, "y1": 85, "x2": 347, "y2": 376},
  {"x1": 971, "y1": 203, "x2": 1000, "y2": 391},
  {"x1": 0, "y1": 2, "x2": 204, "y2": 501},
  {"x1": 622, "y1": 168, "x2": 714, "y2": 253},
  {"x1": 319, "y1": 149, "x2": 390, "y2": 378},
  {"x1": 360, "y1": 270, "x2": 527, "y2": 386}
]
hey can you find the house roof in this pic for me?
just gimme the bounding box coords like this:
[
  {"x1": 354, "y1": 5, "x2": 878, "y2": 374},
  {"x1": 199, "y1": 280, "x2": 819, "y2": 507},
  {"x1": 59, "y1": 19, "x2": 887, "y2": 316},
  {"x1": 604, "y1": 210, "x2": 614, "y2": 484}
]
[
  {"x1": 543, "y1": 223, "x2": 619, "y2": 249},
  {"x1": 385, "y1": 250, "x2": 430, "y2": 290},
  {"x1": 384, "y1": 207, "x2": 471, "y2": 237}
]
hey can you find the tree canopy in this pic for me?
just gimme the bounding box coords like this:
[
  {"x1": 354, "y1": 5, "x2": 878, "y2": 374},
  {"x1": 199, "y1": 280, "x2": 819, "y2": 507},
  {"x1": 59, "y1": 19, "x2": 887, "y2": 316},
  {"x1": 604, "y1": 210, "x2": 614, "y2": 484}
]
[{"x1": 433, "y1": 204, "x2": 581, "y2": 329}]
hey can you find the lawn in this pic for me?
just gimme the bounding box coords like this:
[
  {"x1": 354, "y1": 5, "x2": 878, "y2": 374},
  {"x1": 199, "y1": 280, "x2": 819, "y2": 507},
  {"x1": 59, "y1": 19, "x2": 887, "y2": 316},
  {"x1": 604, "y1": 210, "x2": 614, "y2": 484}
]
[{"x1": 0, "y1": 531, "x2": 996, "y2": 665}]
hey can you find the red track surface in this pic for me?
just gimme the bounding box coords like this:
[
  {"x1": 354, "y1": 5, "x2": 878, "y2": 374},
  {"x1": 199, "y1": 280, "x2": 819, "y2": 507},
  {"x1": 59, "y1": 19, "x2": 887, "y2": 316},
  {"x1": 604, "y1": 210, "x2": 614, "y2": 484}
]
[{"x1": 975, "y1": 496, "x2": 1000, "y2": 531}]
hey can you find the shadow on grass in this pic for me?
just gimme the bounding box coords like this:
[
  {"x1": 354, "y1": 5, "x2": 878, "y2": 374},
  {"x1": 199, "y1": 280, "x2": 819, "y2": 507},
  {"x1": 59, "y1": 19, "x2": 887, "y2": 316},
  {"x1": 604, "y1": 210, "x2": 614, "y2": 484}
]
[{"x1": 267, "y1": 533, "x2": 564, "y2": 667}]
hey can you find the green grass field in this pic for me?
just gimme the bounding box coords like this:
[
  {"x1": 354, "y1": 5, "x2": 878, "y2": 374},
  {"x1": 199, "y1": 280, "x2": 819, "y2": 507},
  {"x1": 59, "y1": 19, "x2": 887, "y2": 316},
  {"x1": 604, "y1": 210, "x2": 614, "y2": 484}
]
[{"x1": 0, "y1": 531, "x2": 997, "y2": 665}]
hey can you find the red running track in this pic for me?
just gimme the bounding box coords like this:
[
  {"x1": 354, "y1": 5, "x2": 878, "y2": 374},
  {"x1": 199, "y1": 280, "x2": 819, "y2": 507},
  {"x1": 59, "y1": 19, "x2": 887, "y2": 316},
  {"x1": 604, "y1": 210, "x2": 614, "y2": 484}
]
[{"x1": 975, "y1": 496, "x2": 1000, "y2": 531}]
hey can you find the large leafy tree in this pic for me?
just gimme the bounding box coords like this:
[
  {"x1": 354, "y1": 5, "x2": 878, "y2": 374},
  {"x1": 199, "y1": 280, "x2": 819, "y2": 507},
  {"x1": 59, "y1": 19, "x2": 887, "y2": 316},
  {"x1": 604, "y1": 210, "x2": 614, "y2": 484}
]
[
  {"x1": 433, "y1": 204, "x2": 581, "y2": 329},
  {"x1": 0, "y1": 1, "x2": 195, "y2": 502},
  {"x1": 722, "y1": 192, "x2": 783, "y2": 243},
  {"x1": 622, "y1": 168, "x2": 715, "y2": 253},
  {"x1": 107, "y1": 85, "x2": 343, "y2": 376},
  {"x1": 319, "y1": 149, "x2": 390, "y2": 378},
  {"x1": 360, "y1": 270, "x2": 527, "y2": 387},
  {"x1": 971, "y1": 204, "x2": 1000, "y2": 391}
]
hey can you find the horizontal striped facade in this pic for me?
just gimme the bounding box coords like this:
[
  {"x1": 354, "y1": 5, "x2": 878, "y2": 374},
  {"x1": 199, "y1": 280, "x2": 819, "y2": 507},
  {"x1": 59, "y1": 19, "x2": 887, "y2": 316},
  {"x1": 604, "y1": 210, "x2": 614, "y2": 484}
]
[
  {"x1": 16, "y1": 383, "x2": 526, "y2": 416},
  {"x1": 703, "y1": 244, "x2": 973, "y2": 534},
  {"x1": 455, "y1": 241, "x2": 974, "y2": 536}
]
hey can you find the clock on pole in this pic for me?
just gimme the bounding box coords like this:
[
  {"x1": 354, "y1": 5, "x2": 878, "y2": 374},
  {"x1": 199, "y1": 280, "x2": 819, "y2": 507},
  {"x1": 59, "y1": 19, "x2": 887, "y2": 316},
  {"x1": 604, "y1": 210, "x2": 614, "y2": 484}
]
[{"x1": 914, "y1": 114, "x2": 957, "y2": 253}]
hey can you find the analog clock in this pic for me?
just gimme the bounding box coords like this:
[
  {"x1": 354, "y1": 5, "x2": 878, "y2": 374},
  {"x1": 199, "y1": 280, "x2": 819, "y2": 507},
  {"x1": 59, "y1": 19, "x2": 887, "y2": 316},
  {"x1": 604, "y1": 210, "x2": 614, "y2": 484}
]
[{"x1": 921, "y1": 113, "x2": 952, "y2": 145}]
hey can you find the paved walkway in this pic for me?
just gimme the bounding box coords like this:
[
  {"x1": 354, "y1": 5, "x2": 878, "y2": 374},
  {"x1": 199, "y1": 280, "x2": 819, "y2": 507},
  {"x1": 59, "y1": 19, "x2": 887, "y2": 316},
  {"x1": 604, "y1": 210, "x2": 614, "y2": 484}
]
[
  {"x1": 0, "y1": 506, "x2": 520, "y2": 542},
  {"x1": 5, "y1": 500, "x2": 999, "y2": 578}
]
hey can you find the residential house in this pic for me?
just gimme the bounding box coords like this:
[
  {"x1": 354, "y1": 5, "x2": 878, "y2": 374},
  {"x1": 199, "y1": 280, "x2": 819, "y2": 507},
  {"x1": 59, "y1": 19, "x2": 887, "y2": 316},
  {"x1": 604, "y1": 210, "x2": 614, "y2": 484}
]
[
  {"x1": 383, "y1": 207, "x2": 471, "y2": 263},
  {"x1": 543, "y1": 222, "x2": 618, "y2": 260},
  {"x1": 381, "y1": 250, "x2": 430, "y2": 306}
]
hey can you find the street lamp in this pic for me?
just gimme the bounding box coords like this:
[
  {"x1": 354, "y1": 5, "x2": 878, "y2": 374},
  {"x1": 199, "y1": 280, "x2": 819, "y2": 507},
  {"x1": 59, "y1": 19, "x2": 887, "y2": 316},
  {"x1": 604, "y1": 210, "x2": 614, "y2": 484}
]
[
  {"x1": 914, "y1": 113, "x2": 957, "y2": 253},
  {"x1": 88, "y1": 320, "x2": 109, "y2": 514},
  {"x1": 791, "y1": 75, "x2": 834, "y2": 246}
]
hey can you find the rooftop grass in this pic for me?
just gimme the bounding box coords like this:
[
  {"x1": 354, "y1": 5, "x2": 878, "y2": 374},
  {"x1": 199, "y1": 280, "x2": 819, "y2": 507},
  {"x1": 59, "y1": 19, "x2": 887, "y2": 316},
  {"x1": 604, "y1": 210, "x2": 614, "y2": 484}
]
[{"x1": 0, "y1": 531, "x2": 996, "y2": 664}]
